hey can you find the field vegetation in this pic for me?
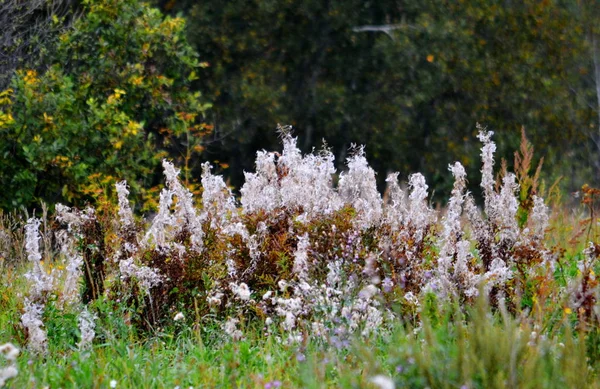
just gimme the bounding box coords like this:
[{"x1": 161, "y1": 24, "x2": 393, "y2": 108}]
[
  {"x1": 1, "y1": 128, "x2": 599, "y2": 388},
  {"x1": 2, "y1": 0, "x2": 600, "y2": 388}
]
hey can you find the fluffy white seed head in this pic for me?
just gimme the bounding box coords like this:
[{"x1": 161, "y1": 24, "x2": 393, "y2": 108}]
[
  {"x1": 78, "y1": 308, "x2": 96, "y2": 350},
  {"x1": 293, "y1": 233, "x2": 310, "y2": 281},
  {"x1": 115, "y1": 181, "x2": 135, "y2": 229},
  {"x1": 21, "y1": 299, "x2": 48, "y2": 355},
  {"x1": 530, "y1": 195, "x2": 549, "y2": 241},
  {"x1": 477, "y1": 127, "x2": 497, "y2": 216},
  {"x1": 338, "y1": 146, "x2": 382, "y2": 229}
]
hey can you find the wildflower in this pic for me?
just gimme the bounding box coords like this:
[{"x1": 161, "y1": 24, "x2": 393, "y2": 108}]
[
  {"x1": 241, "y1": 151, "x2": 280, "y2": 214},
  {"x1": 115, "y1": 181, "x2": 135, "y2": 229},
  {"x1": 174, "y1": 312, "x2": 185, "y2": 321},
  {"x1": 370, "y1": 375, "x2": 395, "y2": 389},
  {"x1": 477, "y1": 126, "x2": 496, "y2": 215},
  {"x1": 119, "y1": 258, "x2": 163, "y2": 295},
  {"x1": 223, "y1": 317, "x2": 243, "y2": 341},
  {"x1": 25, "y1": 218, "x2": 42, "y2": 263},
  {"x1": 406, "y1": 173, "x2": 434, "y2": 244},
  {"x1": 497, "y1": 173, "x2": 519, "y2": 244},
  {"x1": 383, "y1": 172, "x2": 406, "y2": 228},
  {"x1": 23, "y1": 218, "x2": 54, "y2": 300},
  {"x1": 293, "y1": 233, "x2": 310, "y2": 281},
  {"x1": 78, "y1": 308, "x2": 96, "y2": 350},
  {"x1": 529, "y1": 195, "x2": 549, "y2": 241},
  {"x1": 21, "y1": 299, "x2": 47, "y2": 355},
  {"x1": 338, "y1": 145, "x2": 382, "y2": 228},
  {"x1": 0, "y1": 344, "x2": 19, "y2": 362},
  {"x1": 265, "y1": 380, "x2": 282, "y2": 389},
  {"x1": 201, "y1": 162, "x2": 238, "y2": 230},
  {"x1": 0, "y1": 366, "x2": 17, "y2": 388},
  {"x1": 55, "y1": 230, "x2": 83, "y2": 306},
  {"x1": 230, "y1": 282, "x2": 252, "y2": 301},
  {"x1": 358, "y1": 285, "x2": 379, "y2": 300},
  {"x1": 0, "y1": 342, "x2": 19, "y2": 387},
  {"x1": 110, "y1": 380, "x2": 117, "y2": 388},
  {"x1": 207, "y1": 287, "x2": 224, "y2": 307}
]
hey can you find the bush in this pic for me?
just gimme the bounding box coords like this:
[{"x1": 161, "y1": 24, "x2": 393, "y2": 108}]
[
  {"x1": 0, "y1": 0, "x2": 211, "y2": 210},
  {"x1": 19, "y1": 128, "x2": 596, "y2": 348}
]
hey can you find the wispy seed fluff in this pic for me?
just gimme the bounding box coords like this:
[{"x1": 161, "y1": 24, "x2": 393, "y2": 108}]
[
  {"x1": 23, "y1": 218, "x2": 53, "y2": 299},
  {"x1": 406, "y1": 173, "x2": 434, "y2": 244},
  {"x1": 22, "y1": 218, "x2": 51, "y2": 355},
  {"x1": 241, "y1": 132, "x2": 342, "y2": 220},
  {"x1": 433, "y1": 162, "x2": 468, "y2": 298},
  {"x1": 115, "y1": 181, "x2": 135, "y2": 229},
  {"x1": 55, "y1": 230, "x2": 83, "y2": 307},
  {"x1": 497, "y1": 173, "x2": 520, "y2": 245},
  {"x1": 0, "y1": 343, "x2": 19, "y2": 387},
  {"x1": 293, "y1": 233, "x2": 311, "y2": 282},
  {"x1": 77, "y1": 307, "x2": 96, "y2": 350},
  {"x1": 383, "y1": 172, "x2": 407, "y2": 228},
  {"x1": 144, "y1": 160, "x2": 203, "y2": 252},
  {"x1": 119, "y1": 258, "x2": 163, "y2": 295},
  {"x1": 201, "y1": 162, "x2": 238, "y2": 231},
  {"x1": 529, "y1": 195, "x2": 549, "y2": 242},
  {"x1": 439, "y1": 162, "x2": 467, "y2": 265},
  {"x1": 477, "y1": 126, "x2": 496, "y2": 216},
  {"x1": 240, "y1": 151, "x2": 280, "y2": 214},
  {"x1": 338, "y1": 146, "x2": 382, "y2": 229},
  {"x1": 21, "y1": 299, "x2": 47, "y2": 355},
  {"x1": 278, "y1": 134, "x2": 341, "y2": 219}
]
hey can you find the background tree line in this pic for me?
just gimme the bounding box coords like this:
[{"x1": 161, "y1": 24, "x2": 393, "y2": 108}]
[{"x1": 1, "y1": 0, "x2": 599, "y2": 210}]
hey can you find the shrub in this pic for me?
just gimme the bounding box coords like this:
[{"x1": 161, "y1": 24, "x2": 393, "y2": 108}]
[{"x1": 0, "y1": 0, "x2": 211, "y2": 210}]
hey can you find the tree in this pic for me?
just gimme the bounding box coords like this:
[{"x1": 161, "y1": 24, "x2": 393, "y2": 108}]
[
  {"x1": 0, "y1": 0, "x2": 79, "y2": 91},
  {"x1": 0, "y1": 0, "x2": 210, "y2": 210},
  {"x1": 161, "y1": 0, "x2": 591, "y2": 196}
]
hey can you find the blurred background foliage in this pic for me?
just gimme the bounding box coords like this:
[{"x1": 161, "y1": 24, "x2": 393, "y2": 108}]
[{"x1": 1, "y1": 0, "x2": 599, "y2": 210}]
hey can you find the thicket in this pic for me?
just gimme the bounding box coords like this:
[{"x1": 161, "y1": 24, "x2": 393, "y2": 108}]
[
  {"x1": 2, "y1": 0, "x2": 600, "y2": 212},
  {"x1": 2, "y1": 128, "x2": 597, "y2": 350},
  {"x1": 0, "y1": 0, "x2": 211, "y2": 210},
  {"x1": 0, "y1": 128, "x2": 599, "y2": 387},
  {"x1": 162, "y1": 0, "x2": 600, "y2": 194}
]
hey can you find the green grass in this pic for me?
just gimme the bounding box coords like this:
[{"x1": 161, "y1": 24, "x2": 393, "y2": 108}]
[{"x1": 2, "y1": 264, "x2": 599, "y2": 389}]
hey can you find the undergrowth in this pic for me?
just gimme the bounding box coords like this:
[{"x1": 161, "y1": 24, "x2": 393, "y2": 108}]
[{"x1": 0, "y1": 125, "x2": 599, "y2": 388}]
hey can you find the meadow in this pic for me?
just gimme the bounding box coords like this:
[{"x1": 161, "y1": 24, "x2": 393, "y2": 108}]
[{"x1": 1, "y1": 127, "x2": 599, "y2": 388}]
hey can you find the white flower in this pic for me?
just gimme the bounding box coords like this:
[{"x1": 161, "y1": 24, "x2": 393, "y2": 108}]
[
  {"x1": 0, "y1": 343, "x2": 19, "y2": 362},
  {"x1": 119, "y1": 258, "x2": 163, "y2": 295},
  {"x1": 110, "y1": 380, "x2": 117, "y2": 388},
  {"x1": 21, "y1": 299, "x2": 47, "y2": 355},
  {"x1": 174, "y1": 312, "x2": 185, "y2": 321},
  {"x1": 25, "y1": 218, "x2": 42, "y2": 263},
  {"x1": 201, "y1": 162, "x2": 238, "y2": 231},
  {"x1": 0, "y1": 365, "x2": 18, "y2": 387},
  {"x1": 370, "y1": 375, "x2": 395, "y2": 389},
  {"x1": 477, "y1": 126, "x2": 496, "y2": 215},
  {"x1": 292, "y1": 233, "x2": 310, "y2": 281},
  {"x1": 223, "y1": 317, "x2": 243, "y2": 341},
  {"x1": 338, "y1": 145, "x2": 382, "y2": 229},
  {"x1": 230, "y1": 282, "x2": 251, "y2": 301},
  {"x1": 78, "y1": 308, "x2": 96, "y2": 350},
  {"x1": 115, "y1": 181, "x2": 135, "y2": 229}
]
